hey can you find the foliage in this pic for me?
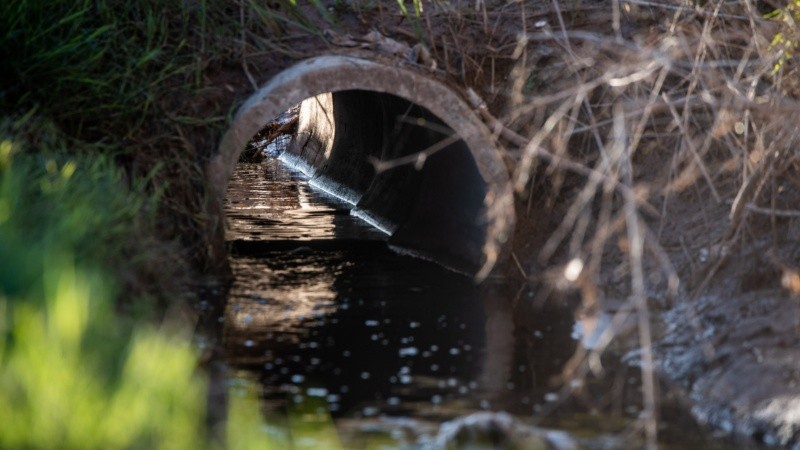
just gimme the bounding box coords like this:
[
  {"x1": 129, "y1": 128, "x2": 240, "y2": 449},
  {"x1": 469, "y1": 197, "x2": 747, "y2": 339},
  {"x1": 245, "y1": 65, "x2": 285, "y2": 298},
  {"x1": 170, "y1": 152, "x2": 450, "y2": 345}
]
[
  {"x1": 0, "y1": 0, "x2": 324, "y2": 267},
  {"x1": 0, "y1": 116, "x2": 207, "y2": 449},
  {"x1": 0, "y1": 1, "x2": 350, "y2": 446},
  {"x1": 767, "y1": 1, "x2": 800, "y2": 74},
  {"x1": 0, "y1": 0, "x2": 322, "y2": 140},
  {"x1": 395, "y1": 0, "x2": 425, "y2": 39},
  {"x1": 3, "y1": 1, "x2": 188, "y2": 138},
  {"x1": 8, "y1": 0, "x2": 796, "y2": 447},
  {"x1": 0, "y1": 270, "x2": 207, "y2": 449},
  {"x1": 0, "y1": 111, "x2": 343, "y2": 449}
]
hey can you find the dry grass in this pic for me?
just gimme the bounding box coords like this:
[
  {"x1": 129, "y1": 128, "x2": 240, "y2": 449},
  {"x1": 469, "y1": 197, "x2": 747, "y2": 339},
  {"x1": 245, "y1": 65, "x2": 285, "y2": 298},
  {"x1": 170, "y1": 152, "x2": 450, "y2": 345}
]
[{"x1": 459, "y1": 1, "x2": 800, "y2": 446}]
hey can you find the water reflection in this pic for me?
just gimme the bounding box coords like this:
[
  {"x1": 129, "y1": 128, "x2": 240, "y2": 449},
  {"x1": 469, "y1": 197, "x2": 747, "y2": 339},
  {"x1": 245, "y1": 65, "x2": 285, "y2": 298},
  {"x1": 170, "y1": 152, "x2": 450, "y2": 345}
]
[
  {"x1": 224, "y1": 247, "x2": 488, "y2": 416},
  {"x1": 224, "y1": 254, "x2": 339, "y2": 341},
  {"x1": 223, "y1": 247, "x2": 647, "y2": 428},
  {"x1": 225, "y1": 162, "x2": 385, "y2": 242}
]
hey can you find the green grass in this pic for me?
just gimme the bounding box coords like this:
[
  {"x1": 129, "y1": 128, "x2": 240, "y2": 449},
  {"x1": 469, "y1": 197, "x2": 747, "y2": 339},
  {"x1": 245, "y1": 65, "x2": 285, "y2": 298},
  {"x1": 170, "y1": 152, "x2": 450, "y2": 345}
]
[
  {"x1": 0, "y1": 0, "x2": 323, "y2": 138},
  {"x1": 766, "y1": 0, "x2": 800, "y2": 74},
  {"x1": 0, "y1": 114, "x2": 207, "y2": 449},
  {"x1": 0, "y1": 1, "x2": 354, "y2": 445},
  {"x1": 0, "y1": 0, "x2": 332, "y2": 269},
  {"x1": 0, "y1": 114, "x2": 304, "y2": 449}
]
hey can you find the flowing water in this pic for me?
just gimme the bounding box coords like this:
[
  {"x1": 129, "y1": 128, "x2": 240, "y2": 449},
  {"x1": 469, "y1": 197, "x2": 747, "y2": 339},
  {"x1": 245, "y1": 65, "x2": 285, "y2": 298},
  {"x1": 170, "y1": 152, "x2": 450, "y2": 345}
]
[{"x1": 205, "y1": 150, "x2": 755, "y2": 449}]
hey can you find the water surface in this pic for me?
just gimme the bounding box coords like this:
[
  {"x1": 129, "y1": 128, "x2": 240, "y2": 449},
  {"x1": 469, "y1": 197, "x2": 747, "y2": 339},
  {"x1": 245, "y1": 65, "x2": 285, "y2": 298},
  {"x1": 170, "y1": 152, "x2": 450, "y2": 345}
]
[{"x1": 214, "y1": 156, "x2": 753, "y2": 449}]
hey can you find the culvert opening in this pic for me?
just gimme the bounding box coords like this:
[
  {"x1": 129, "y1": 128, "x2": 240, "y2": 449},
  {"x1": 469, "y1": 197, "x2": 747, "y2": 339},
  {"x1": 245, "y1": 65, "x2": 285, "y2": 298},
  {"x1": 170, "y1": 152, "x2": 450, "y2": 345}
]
[
  {"x1": 209, "y1": 56, "x2": 515, "y2": 278},
  {"x1": 244, "y1": 90, "x2": 490, "y2": 274}
]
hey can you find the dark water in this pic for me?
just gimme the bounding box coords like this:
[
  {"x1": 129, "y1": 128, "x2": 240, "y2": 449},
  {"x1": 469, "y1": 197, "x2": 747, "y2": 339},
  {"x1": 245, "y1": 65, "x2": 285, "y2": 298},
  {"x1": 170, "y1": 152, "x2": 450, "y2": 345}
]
[{"x1": 214, "y1": 157, "x2": 753, "y2": 449}]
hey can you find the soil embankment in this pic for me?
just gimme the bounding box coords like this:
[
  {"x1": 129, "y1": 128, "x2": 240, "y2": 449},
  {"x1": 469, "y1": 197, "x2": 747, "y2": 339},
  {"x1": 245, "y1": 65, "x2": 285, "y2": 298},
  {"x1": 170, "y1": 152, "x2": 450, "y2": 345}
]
[{"x1": 653, "y1": 184, "x2": 800, "y2": 447}]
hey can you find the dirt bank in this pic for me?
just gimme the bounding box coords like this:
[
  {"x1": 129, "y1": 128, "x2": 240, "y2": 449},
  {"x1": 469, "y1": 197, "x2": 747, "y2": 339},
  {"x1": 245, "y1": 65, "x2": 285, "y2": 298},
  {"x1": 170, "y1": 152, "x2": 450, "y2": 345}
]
[{"x1": 653, "y1": 182, "x2": 800, "y2": 447}]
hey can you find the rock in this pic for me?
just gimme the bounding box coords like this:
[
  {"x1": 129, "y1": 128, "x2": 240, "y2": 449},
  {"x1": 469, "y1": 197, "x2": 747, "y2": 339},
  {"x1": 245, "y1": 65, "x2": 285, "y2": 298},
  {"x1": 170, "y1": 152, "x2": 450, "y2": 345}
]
[{"x1": 434, "y1": 412, "x2": 580, "y2": 450}]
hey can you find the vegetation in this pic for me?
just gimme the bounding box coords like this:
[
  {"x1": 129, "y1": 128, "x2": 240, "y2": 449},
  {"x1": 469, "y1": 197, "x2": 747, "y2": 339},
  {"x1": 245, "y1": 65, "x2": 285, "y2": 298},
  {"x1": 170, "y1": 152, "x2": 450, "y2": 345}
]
[
  {"x1": 0, "y1": 0, "x2": 328, "y2": 269},
  {"x1": 0, "y1": 116, "x2": 208, "y2": 448},
  {"x1": 0, "y1": 1, "x2": 294, "y2": 446},
  {"x1": 0, "y1": 115, "x2": 315, "y2": 449},
  {"x1": 0, "y1": 1, "x2": 350, "y2": 447}
]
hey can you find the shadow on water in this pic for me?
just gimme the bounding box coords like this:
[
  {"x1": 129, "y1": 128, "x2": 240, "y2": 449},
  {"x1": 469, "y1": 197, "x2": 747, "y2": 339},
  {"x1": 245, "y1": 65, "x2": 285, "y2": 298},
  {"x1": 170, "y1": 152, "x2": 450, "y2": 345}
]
[
  {"x1": 225, "y1": 248, "x2": 490, "y2": 417},
  {"x1": 208, "y1": 156, "x2": 755, "y2": 448}
]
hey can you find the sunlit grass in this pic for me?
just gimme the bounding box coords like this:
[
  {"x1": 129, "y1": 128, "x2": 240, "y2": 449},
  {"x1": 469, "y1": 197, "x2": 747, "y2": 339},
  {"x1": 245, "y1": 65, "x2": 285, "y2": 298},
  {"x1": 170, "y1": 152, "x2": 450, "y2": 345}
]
[
  {"x1": 0, "y1": 113, "x2": 348, "y2": 448},
  {"x1": 0, "y1": 264, "x2": 207, "y2": 449},
  {"x1": 0, "y1": 115, "x2": 283, "y2": 449},
  {"x1": 0, "y1": 116, "x2": 209, "y2": 449}
]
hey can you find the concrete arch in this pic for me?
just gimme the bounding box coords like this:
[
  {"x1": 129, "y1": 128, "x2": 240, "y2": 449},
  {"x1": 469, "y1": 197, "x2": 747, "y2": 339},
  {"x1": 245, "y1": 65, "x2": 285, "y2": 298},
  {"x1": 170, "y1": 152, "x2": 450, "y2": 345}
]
[{"x1": 207, "y1": 55, "x2": 514, "y2": 278}]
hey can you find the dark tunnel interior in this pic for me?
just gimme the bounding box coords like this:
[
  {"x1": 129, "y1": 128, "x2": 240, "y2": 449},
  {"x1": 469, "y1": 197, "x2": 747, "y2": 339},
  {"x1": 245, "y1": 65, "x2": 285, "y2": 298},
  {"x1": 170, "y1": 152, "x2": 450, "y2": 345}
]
[{"x1": 267, "y1": 90, "x2": 490, "y2": 274}]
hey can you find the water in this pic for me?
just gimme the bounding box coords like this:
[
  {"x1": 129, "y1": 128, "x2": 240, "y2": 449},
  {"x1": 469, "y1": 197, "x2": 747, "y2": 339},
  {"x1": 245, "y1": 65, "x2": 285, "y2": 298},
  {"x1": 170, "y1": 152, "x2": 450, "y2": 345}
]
[{"x1": 212, "y1": 156, "x2": 754, "y2": 448}]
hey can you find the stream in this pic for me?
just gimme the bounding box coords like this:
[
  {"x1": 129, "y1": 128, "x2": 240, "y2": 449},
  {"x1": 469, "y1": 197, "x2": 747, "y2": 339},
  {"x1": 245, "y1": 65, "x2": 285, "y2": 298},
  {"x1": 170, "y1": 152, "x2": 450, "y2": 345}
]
[{"x1": 202, "y1": 147, "x2": 755, "y2": 449}]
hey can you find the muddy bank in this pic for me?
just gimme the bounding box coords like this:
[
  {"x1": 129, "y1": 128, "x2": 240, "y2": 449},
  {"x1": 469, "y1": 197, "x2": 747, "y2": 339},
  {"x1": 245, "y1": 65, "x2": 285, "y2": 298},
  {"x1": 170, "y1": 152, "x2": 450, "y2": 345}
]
[
  {"x1": 510, "y1": 178, "x2": 800, "y2": 448},
  {"x1": 509, "y1": 154, "x2": 800, "y2": 448},
  {"x1": 653, "y1": 205, "x2": 800, "y2": 447},
  {"x1": 658, "y1": 286, "x2": 800, "y2": 448}
]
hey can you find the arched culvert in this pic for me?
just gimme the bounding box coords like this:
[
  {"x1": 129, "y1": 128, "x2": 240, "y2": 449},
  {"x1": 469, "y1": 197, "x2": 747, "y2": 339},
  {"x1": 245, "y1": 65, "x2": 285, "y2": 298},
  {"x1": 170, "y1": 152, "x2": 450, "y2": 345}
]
[{"x1": 208, "y1": 55, "x2": 515, "y2": 278}]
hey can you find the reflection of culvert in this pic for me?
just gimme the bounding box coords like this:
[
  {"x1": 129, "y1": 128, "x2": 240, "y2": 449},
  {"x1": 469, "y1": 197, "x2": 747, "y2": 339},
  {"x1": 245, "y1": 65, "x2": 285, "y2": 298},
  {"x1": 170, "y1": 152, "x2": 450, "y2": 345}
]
[{"x1": 208, "y1": 55, "x2": 514, "y2": 277}]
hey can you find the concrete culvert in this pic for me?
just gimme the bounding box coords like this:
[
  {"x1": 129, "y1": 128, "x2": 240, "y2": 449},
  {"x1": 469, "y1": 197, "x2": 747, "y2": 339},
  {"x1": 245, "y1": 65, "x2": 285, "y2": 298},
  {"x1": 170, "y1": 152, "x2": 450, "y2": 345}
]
[{"x1": 208, "y1": 55, "x2": 515, "y2": 278}]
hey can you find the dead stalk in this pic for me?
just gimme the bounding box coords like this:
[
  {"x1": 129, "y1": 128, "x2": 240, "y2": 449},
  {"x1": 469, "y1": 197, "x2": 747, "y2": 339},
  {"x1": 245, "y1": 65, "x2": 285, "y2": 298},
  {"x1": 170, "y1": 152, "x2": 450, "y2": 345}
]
[{"x1": 615, "y1": 104, "x2": 658, "y2": 448}]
